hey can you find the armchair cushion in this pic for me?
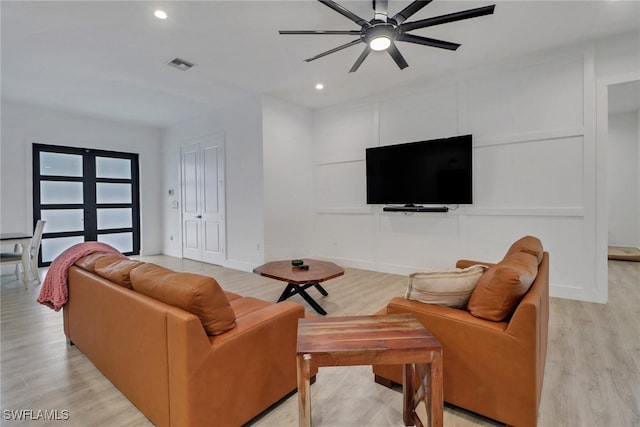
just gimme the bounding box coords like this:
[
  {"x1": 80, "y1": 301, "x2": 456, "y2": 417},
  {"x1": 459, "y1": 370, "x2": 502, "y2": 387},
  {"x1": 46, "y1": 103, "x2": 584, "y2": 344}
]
[
  {"x1": 467, "y1": 252, "x2": 538, "y2": 321},
  {"x1": 505, "y1": 235, "x2": 543, "y2": 264},
  {"x1": 405, "y1": 264, "x2": 488, "y2": 308},
  {"x1": 131, "y1": 263, "x2": 236, "y2": 335}
]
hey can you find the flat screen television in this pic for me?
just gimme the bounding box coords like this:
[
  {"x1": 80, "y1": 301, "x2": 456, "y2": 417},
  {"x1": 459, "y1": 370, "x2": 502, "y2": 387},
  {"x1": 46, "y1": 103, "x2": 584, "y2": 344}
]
[{"x1": 366, "y1": 135, "x2": 473, "y2": 206}]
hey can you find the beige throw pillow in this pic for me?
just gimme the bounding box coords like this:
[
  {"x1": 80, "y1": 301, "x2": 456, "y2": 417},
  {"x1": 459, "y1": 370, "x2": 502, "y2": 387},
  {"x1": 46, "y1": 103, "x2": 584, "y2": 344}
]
[{"x1": 405, "y1": 264, "x2": 488, "y2": 308}]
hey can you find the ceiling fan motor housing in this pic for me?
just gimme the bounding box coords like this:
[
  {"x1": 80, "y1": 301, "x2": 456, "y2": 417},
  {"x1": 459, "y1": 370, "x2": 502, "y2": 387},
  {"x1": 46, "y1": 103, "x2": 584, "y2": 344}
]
[{"x1": 361, "y1": 21, "x2": 398, "y2": 45}]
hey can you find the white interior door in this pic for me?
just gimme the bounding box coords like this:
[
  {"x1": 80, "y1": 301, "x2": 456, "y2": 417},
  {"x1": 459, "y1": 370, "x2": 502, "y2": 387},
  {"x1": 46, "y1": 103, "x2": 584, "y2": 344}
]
[{"x1": 181, "y1": 136, "x2": 226, "y2": 264}]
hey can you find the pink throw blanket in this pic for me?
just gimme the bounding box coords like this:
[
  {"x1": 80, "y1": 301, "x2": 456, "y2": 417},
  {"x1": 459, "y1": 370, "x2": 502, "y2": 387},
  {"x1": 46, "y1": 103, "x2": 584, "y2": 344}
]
[{"x1": 37, "y1": 242, "x2": 125, "y2": 311}]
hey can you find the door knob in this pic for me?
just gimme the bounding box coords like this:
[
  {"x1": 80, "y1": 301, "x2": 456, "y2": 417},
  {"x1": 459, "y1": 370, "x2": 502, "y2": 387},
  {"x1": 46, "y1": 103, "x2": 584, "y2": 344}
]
[{"x1": 196, "y1": 215, "x2": 202, "y2": 219}]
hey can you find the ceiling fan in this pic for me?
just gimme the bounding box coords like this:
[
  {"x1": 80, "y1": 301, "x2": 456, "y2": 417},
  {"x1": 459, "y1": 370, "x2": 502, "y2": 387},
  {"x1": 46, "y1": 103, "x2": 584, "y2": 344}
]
[{"x1": 279, "y1": 0, "x2": 495, "y2": 73}]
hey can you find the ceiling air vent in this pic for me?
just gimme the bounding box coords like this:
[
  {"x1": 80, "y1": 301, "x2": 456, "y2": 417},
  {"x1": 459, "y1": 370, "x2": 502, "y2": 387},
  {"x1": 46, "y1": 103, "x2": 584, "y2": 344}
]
[{"x1": 167, "y1": 57, "x2": 195, "y2": 71}]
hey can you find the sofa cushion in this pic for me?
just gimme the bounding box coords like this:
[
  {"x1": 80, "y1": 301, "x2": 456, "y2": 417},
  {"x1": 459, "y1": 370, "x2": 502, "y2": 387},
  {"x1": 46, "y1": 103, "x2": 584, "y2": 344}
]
[
  {"x1": 467, "y1": 252, "x2": 538, "y2": 321},
  {"x1": 130, "y1": 263, "x2": 236, "y2": 335},
  {"x1": 405, "y1": 265, "x2": 488, "y2": 308},
  {"x1": 505, "y1": 235, "x2": 543, "y2": 265},
  {"x1": 94, "y1": 259, "x2": 145, "y2": 289},
  {"x1": 75, "y1": 253, "x2": 126, "y2": 273}
]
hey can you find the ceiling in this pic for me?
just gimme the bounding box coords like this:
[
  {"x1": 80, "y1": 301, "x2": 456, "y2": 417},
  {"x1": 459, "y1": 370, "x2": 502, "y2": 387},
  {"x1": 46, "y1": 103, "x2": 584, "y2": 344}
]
[{"x1": 2, "y1": 0, "x2": 639, "y2": 128}]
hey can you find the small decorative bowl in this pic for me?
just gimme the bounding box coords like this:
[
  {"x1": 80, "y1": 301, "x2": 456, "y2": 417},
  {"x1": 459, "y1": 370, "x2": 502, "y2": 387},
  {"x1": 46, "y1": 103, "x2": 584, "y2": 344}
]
[{"x1": 291, "y1": 259, "x2": 304, "y2": 266}]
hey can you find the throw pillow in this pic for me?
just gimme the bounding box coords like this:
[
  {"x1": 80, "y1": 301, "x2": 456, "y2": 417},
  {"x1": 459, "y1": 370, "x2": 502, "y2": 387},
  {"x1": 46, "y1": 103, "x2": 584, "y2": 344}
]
[
  {"x1": 405, "y1": 264, "x2": 489, "y2": 308},
  {"x1": 130, "y1": 263, "x2": 236, "y2": 335},
  {"x1": 505, "y1": 235, "x2": 543, "y2": 265},
  {"x1": 94, "y1": 259, "x2": 145, "y2": 289},
  {"x1": 467, "y1": 251, "x2": 538, "y2": 321}
]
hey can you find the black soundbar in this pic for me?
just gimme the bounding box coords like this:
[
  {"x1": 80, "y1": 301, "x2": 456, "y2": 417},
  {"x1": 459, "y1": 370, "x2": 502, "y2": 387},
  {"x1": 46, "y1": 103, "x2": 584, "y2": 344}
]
[{"x1": 383, "y1": 206, "x2": 449, "y2": 213}]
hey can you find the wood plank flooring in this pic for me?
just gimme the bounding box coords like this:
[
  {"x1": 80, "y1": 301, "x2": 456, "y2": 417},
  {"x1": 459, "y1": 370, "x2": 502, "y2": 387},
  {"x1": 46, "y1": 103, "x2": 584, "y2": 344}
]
[{"x1": 1, "y1": 257, "x2": 638, "y2": 426}]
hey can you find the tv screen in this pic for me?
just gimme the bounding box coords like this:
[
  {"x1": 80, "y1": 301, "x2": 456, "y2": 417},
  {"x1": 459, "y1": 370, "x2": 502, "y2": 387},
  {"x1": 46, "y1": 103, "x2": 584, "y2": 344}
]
[{"x1": 366, "y1": 135, "x2": 473, "y2": 205}]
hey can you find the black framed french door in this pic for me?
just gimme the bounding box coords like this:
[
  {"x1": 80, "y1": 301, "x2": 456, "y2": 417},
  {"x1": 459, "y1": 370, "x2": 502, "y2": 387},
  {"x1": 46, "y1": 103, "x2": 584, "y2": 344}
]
[{"x1": 33, "y1": 144, "x2": 140, "y2": 266}]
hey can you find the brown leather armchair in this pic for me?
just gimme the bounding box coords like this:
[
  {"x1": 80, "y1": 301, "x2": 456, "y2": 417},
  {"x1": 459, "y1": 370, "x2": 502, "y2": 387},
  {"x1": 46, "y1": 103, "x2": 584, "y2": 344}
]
[{"x1": 373, "y1": 242, "x2": 549, "y2": 427}]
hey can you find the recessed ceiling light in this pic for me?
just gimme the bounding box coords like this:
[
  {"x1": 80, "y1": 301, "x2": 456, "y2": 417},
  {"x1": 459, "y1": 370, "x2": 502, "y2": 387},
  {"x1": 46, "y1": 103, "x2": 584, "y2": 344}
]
[
  {"x1": 315, "y1": 83, "x2": 324, "y2": 90},
  {"x1": 154, "y1": 10, "x2": 168, "y2": 20}
]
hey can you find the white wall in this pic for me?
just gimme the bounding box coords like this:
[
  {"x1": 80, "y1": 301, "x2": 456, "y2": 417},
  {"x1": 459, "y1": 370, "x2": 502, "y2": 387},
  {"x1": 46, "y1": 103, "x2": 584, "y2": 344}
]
[
  {"x1": 608, "y1": 111, "x2": 640, "y2": 247},
  {"x1": 0, "y1": 100, "x2": 163, "y2": 255},
  {"x1": 310, "y1": 32, "x2": 640, "y2": 304},
  {"x1": 262, "y1": 96, "x2": 314, "y2": 261},
  {"x1": 161, "y1": 96, "x2": 265, "y2": 271}
]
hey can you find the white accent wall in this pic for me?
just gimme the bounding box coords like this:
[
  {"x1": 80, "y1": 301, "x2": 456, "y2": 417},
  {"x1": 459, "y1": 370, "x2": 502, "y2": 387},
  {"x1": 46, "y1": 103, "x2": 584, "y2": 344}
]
[
  {"x1": 0, "y1": 100, "x2": 163, "y2": 255},
  {"x1": 311, "y1": 32, "x2": 639, "y2": 303}
]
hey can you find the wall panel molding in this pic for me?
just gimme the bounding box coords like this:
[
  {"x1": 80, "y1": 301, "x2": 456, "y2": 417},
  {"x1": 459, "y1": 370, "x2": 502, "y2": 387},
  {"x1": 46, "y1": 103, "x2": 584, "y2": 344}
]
[{"x1": 473, "y1": 127, "x2": 584, "y2": 148}]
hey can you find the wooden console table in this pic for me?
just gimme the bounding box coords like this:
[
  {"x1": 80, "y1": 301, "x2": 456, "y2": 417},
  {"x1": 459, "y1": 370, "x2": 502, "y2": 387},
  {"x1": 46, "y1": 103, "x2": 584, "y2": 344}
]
[{"x1": 296, "y1": 314, "x2": 443, "y2": 427}]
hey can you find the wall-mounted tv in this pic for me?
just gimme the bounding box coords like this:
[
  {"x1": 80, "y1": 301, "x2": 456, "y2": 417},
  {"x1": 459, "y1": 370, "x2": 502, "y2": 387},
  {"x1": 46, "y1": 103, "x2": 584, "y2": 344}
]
[{"x1": 366, "y1": 135, "x2": 473, "y2": 206}]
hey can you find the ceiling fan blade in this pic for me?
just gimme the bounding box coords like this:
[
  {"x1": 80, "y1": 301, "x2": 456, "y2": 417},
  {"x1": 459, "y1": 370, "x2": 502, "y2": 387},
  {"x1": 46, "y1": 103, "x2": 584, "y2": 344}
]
[
  {"x1": 279, "y1": 30, "x2": 361, "y2": 35},
  {"x1": 392, "y1": 0, "x2": 433, "y2": 25},
  {"x1": 349, "y1": 47, "x2": 371, "y2": 73},
  {"x1": 318, "y1": 0, "x2": 370, "y2": 27},
  {"x1": 373, "y1": 0, "x2": 388, "y2": 20},
  {"x1": 387, "y1": 43, "x2": 409, "y2": 70},
  {"x1": 396, "y1": 33, "x2": 460, "y2": 50},
  {"x1": 304, "y1": 39, "x2": 363, "y2": 62},
  {"x1": 401, "y1": 5, "x2": 495, "y2": 32}
]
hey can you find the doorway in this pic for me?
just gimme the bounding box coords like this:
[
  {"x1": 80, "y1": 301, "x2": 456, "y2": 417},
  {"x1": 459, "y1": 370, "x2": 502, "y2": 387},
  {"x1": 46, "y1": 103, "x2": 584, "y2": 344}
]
[
  {"x1": 181, "y1": 135, "x2": 226, "y2": 265},
  {"x1": 33, "y1": 144, "x2": 141, "y2": 265},
  {"x1": 607, "y1": 80, "x2": 640, "y2": 258}
]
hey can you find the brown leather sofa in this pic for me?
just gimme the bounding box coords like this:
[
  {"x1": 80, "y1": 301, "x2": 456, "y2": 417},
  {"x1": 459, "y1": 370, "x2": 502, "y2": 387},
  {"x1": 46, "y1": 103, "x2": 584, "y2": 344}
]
[
  {"x1": 63, "y1": 254, "x2": 306, "y2": 427},
  {"x1": 373, "y1": 237, "x2": 549, "y2": 427}
]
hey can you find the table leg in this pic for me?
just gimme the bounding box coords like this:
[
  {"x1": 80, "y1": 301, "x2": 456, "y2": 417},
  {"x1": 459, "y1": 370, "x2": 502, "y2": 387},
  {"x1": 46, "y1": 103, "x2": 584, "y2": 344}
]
[
  {"x1": 402, "y1": 363, "x2": 414, "y2": 426},
  {"x1": 295, "y1": 286, "x2": 328, "y2": 315},
  {"x1": 20, "y1": 240, "x2": 30, "y2": 289},
  {"x1": 297, "y1": 353, "x2": 312, "y2": 427},
  {"x1": 429, "y1": 352, "x2": 444, "y2": 427},
  {"x1": 277, "y1": 283, "x2": 295, "y2": 302},
  {"x1": 314, "y1": 283, "x2": 328, "y2": 296},
  {"x1": 277, "y1": 283, "x2": 328, "y2": 315}
]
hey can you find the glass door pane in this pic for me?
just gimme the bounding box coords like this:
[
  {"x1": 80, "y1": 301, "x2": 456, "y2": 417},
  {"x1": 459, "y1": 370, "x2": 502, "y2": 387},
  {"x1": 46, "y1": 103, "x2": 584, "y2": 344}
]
[
  {"x1": 96, "y1": 157, "x2": 131, "y2": 179},
  {"x1": 39, "y1": 152, "x2": 83, "y2": 177},
  {"x1": 96, "y1": 183, "x2": 132, "y2": 204},
  {"x1": 41, "y1": 236, "x2": 85, "y2": 263},
  {"x1": 97, "y1": 208, "x2": 132, "y2": 230},
  {"x1": 40, "y1": 209, "x2": 84, "y2": 233},
  {"x1": 40, "y1": 181, "x2": 84, "y2": 204},
  {"x1": 98, "y1": 233, "x2": 133, "y2": 253}
]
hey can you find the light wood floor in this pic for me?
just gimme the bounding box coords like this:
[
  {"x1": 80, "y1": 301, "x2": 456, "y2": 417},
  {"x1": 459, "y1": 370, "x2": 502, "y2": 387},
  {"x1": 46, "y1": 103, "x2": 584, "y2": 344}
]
[{"x1": 1, "y1": 257, "x2": 638, "y2": 426}]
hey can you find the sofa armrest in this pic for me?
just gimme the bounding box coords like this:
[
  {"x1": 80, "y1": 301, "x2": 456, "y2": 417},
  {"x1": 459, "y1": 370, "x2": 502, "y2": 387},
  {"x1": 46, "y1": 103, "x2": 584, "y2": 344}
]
[
  {"x1": 455, "y1": 259, "x2": 496, "y2": 269},
  {"x1": 386, "y1": 296, "x2": 508, "y2": 336},
  {"x1": 166, "y1": 300, "x2": 305, "y2": 427}
]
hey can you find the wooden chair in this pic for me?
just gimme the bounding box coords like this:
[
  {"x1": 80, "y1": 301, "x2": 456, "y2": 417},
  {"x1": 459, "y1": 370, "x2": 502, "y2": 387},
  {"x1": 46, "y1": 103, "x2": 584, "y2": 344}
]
[{"x1": 0, "y1": 220, "x2": 46, "y2": 286}]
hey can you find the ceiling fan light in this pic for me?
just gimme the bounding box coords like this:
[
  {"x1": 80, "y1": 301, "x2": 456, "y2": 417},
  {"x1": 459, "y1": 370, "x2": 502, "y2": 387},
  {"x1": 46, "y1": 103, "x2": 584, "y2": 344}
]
[{"x1": 369, "y1": 36, "x2": 391, "y2": 51}]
